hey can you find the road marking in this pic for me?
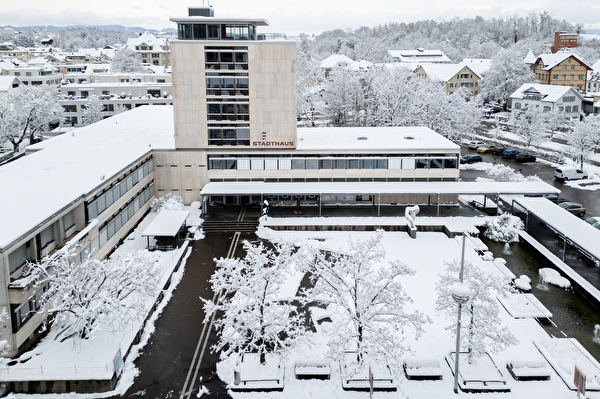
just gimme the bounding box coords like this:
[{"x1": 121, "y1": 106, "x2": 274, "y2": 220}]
[{"x1": 179, "y1": 207, "x2": 245, "y2": 399}]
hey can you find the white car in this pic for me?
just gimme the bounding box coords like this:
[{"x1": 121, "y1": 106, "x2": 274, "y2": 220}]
[
  {"x1": 468, "y1": 140, "x2": 484, "y2": 149},
  {"x1": 554, "y1": 166, "x2": 589, "y2": 181}
]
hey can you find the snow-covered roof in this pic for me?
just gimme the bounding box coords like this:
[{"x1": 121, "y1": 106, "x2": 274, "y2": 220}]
[
  {"x1": 200, "y1": 181, "x2": 560, "y2": 196},
  {"x1": 0, "y1": 76, "x2": 20, "y2": 91},
  {"x1": 386, "y1": 49, "x2": 451, "y2": 63},
  {"x1": 509, "y1": 83, "x2": 582, "y2": 102},
  {"x1": 513, "y1": 197, "x2": 600, "y2": 262},
  {"x1": 591, "y1": 59, "x2": 600, "y2": 73},
  {"x1": 296, "y1": 126, "x2": 459, "y2": 152},
  {"x1": 319, "y1": 54, "x2": 355, "y2": 69},
  {"x1": 141, "y1": 210, "x2": 189, "y2": 237},
  {"x1": 524, "y1": 49, "x2": 536, "y2": 65},
  {"x1": 535, "y1": 53, "x2": 591, "y2": 71},
  {"x1": 127, "y1": 32, "x2": 169, "y2": 52},
  {"x1": 418, "y1": 63, "x2": 470, "y2": 82},
  {"x1": 460, "y1": 59, "x2": 491, "y2": 76},
  {"x1": 0, "y1": 106, "x2": 175, "y2": 249}
]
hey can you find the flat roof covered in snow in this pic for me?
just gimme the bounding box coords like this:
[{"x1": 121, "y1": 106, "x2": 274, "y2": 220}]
[
  {"x1": 0, "y1": 106, "x2": 175, "y2": 249},
  {"x1": 296, "y1": 126, "x2": 459, "y2": 152},
  {"x1": 141, "y1": 210, "x2": 189, "y2": 237},
  {"x1": 513, "y1": 197, "x2": 600, "y2": 262},
  {"x1": 200, "y1": 181, "x2": 561, "y2": 196}
]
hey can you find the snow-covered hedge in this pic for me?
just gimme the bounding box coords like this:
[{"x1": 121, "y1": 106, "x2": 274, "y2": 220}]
[
  {"x1": 150, "y1": 193, "x2": 184, "y2": 212},
  {"x1": 483, "y1": 213, "x2": 524, "y2": 243}
]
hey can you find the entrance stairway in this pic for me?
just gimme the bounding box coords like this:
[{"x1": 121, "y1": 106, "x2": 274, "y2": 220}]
[{"x1": 201, "y1": 219, "x2": 259, "y2": 233}]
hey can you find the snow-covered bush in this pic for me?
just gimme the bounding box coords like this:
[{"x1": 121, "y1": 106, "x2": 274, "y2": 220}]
[
  {"x1": 485, "y1": 163, "x2": 541, "y2": 182},
  {"x1": 436, "y1": 259, "x2": 517, "y2": 363},
  {"x1": 483, "y1": 213, "x2": 524, "y2": 243},
  {"x1": 150, "y1": 193, "x2": 184, "y2": 212}
]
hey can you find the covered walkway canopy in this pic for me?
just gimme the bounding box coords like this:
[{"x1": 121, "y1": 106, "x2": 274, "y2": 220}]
[
  {"x1": 200, "y1": 181, "x2": 560, "y2": 216},
  {"x1": 141, "y1": 209, "x2": 190, "y2": 250},
  {"x1": 512, "y1": 197, "x2": 600, "y2": 263}
]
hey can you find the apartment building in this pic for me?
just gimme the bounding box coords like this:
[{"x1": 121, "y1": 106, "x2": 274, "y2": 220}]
[{"x1": 531, "y1": 52, "x2": 591, "y2": 91}]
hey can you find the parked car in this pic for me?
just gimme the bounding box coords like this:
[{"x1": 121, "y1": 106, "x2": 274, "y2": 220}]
[
  {"x1": 586, "y1": 217, "x2": 600, "y2": 230},
  {"x1": 514, "y1": 153, "x2": 536, "y2": 163},
  {"x1": 543, "y1": 194, "x2": 570, "y2": 204},
  {"x1": 468, "y1": 140, "x2": 485, "y2": 149},
  {"x1": 476, "y1": 144, "x2": 495, "y2": 153},
  {"x1": 460, "y1": 154, "x2": 483, "y2": 164},
  {"x1": 491, "y1": 147, "x2": 507, "y2": 156},
  {"x1": 559, "y1": 201, "x2": 586, "y2": 217},
  {"x1": 554, "y1": 166, "x2": 589, "y2": 181},
  {"x1": 501, "y1": 149, "x2": 520, "y2": 159}
]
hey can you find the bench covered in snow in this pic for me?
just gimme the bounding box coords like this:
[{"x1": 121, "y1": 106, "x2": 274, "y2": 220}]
[
  {"x1": 446, "y1": 352, "x2": 510, "y2": 393},
  {"x1": 403, "y1": 359, "x2": 443, "y2": 380},
  {"x1": 341, "y1": 352, "x2": 397, "y2": 391},
  {"x1": 294, "y1": 360, "x2": 331, "y2": 380},
  {"x1": 231, "y1": 353, "x2": 284, "y2": 391},
  {"x1": 506, "y1": 360, "x2": 551, "y2": 381}
]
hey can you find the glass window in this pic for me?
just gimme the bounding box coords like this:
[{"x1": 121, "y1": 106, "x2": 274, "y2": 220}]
[
  {"x1": 205, "y1": 52, "x2": 219, "y2": 63},
  {"x1": 320, "y1": 159, "x2": 333, "y2": 170},
  {"x1": 416, "y1": 159, "x2": 428, "y2": 169},
  {"x1": 292, "y1": 159, "x2": 305, "y2": 170},
  {"x1": 208, "y1": 25, "x2": 220, "y2": 39},
  {"x1": 221, "y1": 52, "x2": 233, "y2": 63},
  {"x1": 375, "y1": 159, "x2": 388, "y2": 169},
  {"x1": 306, "y1": 159, "x2": 318, "y2": 170},
  {"x1": 348, "y1": 159, "x2": 360, "y2": 169},
  {"x1": 334, "y1": 159, "x2": 346, "y2": 169},
  {"x1": 430, "y1": 159, "x2": 443, "y2": 169},
  {"x1": 444, "y1": 158, "x2": 457, "y2": 169}
]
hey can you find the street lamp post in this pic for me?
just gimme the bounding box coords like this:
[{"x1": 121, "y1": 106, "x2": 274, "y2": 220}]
[{"x1": 451, "y1": 233, "x2": 472, "y2": 394}]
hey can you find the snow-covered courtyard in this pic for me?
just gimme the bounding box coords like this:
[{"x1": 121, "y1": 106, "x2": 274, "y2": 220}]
[{"x1": 210, "y1": 220, "x2": 600, "y2": 399}]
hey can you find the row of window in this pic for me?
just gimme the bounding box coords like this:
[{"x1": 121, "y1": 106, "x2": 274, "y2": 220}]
[
  {"x1": 86, "y1": 158, "x2": 153, "y2": 221},
  {"x1": 208, "y1": 125, "x2": 251, "y2": 146},
  {"x1": 94, "y1": 183, "x2": 154, "y2": 257},
  {"x1": 178, "y1": 23, "x2": 257, "y2": 41},
  {"x1": 208, "y1": 156, "x2": 458, "y2": 171},
  {"x1": 552, "y1": 74, "x2": 584, "y2": 81},
  {"x1": 206, "y1": 76, "x2": 249, "y2": 89},
  {"x1": 11, "y1": 285, "x2": 47, "y2": 332}
]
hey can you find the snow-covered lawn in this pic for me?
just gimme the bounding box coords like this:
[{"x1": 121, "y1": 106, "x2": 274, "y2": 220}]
[
  {"x1": 214, "y1": 221, "x2": 600, "y2": 399},
  {"x1": 0, "y1": 204, "x2": 201, "y2": 397}
]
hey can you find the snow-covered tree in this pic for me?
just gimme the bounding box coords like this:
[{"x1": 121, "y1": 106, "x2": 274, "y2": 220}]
[
  {"x1": 483, "y1": 213, "x2": 524, "y2": 243},
  {"x1": 436, "y1": 258, "x2": 517, "y2": 363},
  {"x1": 569, "y1": 116, "x2": 598, "y2": 169},
  {"x1": 301, "y1": 230, "x2": 429, "y2": 366},
  {"x1": 110, "y1": 48, "x2": 144, "y2": 73},
  {"x1": 514, "y1": 105, "x2": 547, "y2": 147},
  {"x1": 203, "y1": 241, "x2": 305, "y2": 364},
  {"x1": 480, "y1": 48, "x2": 538, "y2": 107},
  {"x1": 30, "y1": 250, "x2": 160, "y2": 342},
  {"x1": 322, "y1": 66, "x2": 365, "y2": 126},
  {"x1": 81, "y1": 95, "x2": 105, "y2": 125},
  {"x1": 0, "y1": 85, "x2": 63, "y2": 152},
  {"x1": 150, "y1": 193, "x2": 184, "y2": 212}
]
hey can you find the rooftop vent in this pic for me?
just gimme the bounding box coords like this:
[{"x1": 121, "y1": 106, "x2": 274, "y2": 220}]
[
  {"x1": 404, "y1": 136, "x2": 415, "y2": 140},
  {"x1": 188, "y1": 6, "x2": 214, "y2": 17},
  {"x1": 357, "y1": 136, "x2": 368, "y2": 140}
]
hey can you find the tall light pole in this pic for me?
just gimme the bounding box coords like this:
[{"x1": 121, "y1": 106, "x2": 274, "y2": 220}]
[{"x1": 451, "y1": 233, "x2": 472, "y2": 394}]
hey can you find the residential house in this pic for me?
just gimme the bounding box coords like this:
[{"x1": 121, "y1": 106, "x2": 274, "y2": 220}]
[
  {"x1": 414, "y1": 62, "x2": 482, "y2": 97},
  {"x1": 383, "y1": 49, "x2": 451, "y2": 64},
  {"x1": 509, "y1": 83, "x2": 583, "y2": 121},
  {"x1": 5, "y1": 59, "x2": 61, "y2": 86},
  {"x1": 319, "y1": 54, "x2": 355, "y2": 78},
  {"x1": 0, "y1": 76, "x2": 22, "y2": 99},
  {"x1": 587, "y1": 59, "x2": 600, "y2": 93},
  {"x1": 127, "y1": 32, "x2": 171, "y2": 66},
  {"x1": 531, "y1": 52, "x2": 591, "y2": 91}
]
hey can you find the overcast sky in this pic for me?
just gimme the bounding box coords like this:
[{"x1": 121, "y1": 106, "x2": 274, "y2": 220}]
[{"x1": 1, "y1": 0, "x2": 598, "y2": 34}]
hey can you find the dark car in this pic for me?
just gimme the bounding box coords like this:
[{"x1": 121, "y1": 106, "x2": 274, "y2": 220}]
[
  {"x1": 491, "y1": 147, "x2": 507, "y2": 156},
  {"x1": 460, "y1": 154, "x2": 483, "y2": 164},
  {"x1": 514, "y1": 153, "x2": 536, "y2": 163},
  {"x1": 502, "y1": 149, "x2": 520, "y2": 159}
]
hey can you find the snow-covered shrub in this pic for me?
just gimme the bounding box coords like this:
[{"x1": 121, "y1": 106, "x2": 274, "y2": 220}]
[
  {"x1": 483, "y1": 213, "x2": 524, "y2": 243},
  {"x1": 150, "y1": 193, "x2": 184, "y2": 212},
  {"x1": 485, "y1": 164, "x2": 541, "y2": 182}
]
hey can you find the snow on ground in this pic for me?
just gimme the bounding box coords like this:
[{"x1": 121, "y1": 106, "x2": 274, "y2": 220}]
[
  {"x1": 2, "y1": 205, "x2": 200, "y2": 398},
  {"x1": 221, "y1": 220, "x2": 600, "y2": 399}
]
